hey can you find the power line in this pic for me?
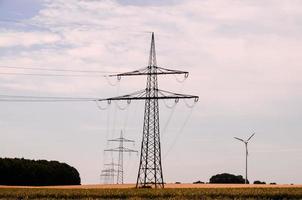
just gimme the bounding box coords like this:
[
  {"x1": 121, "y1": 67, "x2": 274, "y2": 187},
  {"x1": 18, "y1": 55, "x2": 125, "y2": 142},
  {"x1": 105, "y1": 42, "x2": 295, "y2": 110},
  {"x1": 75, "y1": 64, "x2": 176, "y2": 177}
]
[
  {"x1": 0, "y1": 87, "x2": 198, "y2": 103},
  {"x1": 0, "y1": 66, "x2": 121, "y2": 74},
  {"x1": 0, "y1": 18, "x2": 134, "y2": 31},
  {"x1": 0, "y1": 72, "x2": 109, "y2": 77},
  {"x1": 0, "y1": 94, "x2": 99, "y2": 102},
  {"x1": 163, "y1": 106, "x2": 195, "y2": 159},
  {"x1": 0, "y1": 18, "x2": 94, "y2": 29}
]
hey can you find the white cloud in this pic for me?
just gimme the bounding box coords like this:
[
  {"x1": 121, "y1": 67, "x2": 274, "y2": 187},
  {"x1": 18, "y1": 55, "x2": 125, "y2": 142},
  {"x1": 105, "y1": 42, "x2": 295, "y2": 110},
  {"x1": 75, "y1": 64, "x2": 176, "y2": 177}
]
[
  {"x1": 0, "y1": 0, "x2": 301, "y2": 107},
  {"x1": 0, "y1": 30, "x2": 60, "y2": 47},
  {"x1": 1, "y1": 0, "x2": 302, "y2": 119}
]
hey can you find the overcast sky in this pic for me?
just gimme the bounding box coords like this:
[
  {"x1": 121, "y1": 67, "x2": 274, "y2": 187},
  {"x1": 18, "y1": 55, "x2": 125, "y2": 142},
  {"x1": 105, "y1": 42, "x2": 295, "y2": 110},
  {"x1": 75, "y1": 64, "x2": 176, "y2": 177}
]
[{"x1": 0, "y1": 0, "x2": 301, "y2": 184}]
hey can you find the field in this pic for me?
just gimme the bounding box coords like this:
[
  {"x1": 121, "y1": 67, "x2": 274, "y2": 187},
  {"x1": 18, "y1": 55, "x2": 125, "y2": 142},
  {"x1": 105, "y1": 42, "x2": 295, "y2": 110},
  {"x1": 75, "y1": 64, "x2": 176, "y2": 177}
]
[{"x1": 0, "y1": 184, "x2": 302, "y2": 200}]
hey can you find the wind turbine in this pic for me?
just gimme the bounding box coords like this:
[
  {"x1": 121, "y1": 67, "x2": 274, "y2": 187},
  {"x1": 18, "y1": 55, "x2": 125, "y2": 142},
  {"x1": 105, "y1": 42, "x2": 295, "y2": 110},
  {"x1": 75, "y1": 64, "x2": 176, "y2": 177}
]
[{"x1": 234, "y1": 133, "x2": 255, "y2": 184}]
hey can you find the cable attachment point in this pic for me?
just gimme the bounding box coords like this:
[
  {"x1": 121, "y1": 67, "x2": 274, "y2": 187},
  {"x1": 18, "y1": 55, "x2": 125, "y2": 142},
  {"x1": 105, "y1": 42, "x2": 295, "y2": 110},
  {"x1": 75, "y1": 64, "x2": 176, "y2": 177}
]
[
  {"x1": 105, "y1": 75, "x2": 120, "y2": 86},
  {"x1": 184, "y1": 98, "x2": 197, "y2": 108},
  {"x1": 114, "y1": 100, "x2": 130, "y2": 110},
  {"x1": 194, "y1": 97, "x2": 199, "y2": 102},
  {"x1": 117, "y1": 75, "x2": 121, "y2": 81},
  {"x1": 174, "y1": 73, "x2": 188, "y2": 83},
  {"x1": 163, "y1": 99, "x2": 177, "y2": 109},
  {"x1": 95, "y1": 100, "x2": 111, "y2": 110},
  {"x1": 127, "y1": 99, "x2": 131, "y2": 104},
  {"x1": 107, "y1": 99, "x2": 112, "y2": 104}
]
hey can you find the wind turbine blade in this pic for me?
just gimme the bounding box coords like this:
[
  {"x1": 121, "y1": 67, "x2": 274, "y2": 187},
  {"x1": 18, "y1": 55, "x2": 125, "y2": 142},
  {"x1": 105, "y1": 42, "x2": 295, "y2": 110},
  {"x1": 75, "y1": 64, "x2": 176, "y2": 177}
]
[
  {"x1": 234, "y1": 137, "x2": 244, "y2": 142},
  {"x1": 247, "y1": 133, "x2": 255, "y2": 141}
]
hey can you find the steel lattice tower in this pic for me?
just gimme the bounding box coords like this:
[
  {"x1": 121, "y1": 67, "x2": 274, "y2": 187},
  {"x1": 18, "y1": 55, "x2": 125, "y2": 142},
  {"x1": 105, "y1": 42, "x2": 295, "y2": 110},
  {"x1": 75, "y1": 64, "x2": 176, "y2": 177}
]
[
  {"x1": 105, "y1": 131, "x2": 137, "y2": 184},
  {"x1": 136, "y1": 33, "x2": 163, "y2": 188},
  {"x1": 100, "y1": 160, "x2": 118, "y2": 184},
  {"x1": 99, "y1": 32, "x2": 199, "y2": 188}
]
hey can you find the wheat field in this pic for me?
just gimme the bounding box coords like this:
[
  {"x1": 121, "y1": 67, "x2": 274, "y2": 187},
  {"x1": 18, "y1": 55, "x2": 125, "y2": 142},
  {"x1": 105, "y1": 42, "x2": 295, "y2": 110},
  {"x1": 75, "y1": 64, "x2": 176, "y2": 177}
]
[{"x1": 0, "y1": 184, "x2": 302, "y2": 199}]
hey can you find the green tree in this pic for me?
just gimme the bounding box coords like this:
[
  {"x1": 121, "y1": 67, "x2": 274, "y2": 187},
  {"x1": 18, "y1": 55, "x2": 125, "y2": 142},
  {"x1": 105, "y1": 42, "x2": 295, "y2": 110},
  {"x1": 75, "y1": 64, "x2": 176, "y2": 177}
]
[
  {"x1": 0, "y1": 158, "x2": 81, "y2": 186},
  {"x1": 254, "y1": 180, "x2": 266, "y2": 184},
  {"x1": 210, "y1": 173, "x2": 248, "y2": 184}
]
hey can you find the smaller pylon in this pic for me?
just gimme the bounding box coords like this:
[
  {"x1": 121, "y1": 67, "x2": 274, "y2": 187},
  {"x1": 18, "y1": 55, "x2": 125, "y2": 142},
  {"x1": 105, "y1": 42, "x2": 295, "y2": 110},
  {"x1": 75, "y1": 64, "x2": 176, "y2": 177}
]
[
  {"x1": 100, "y1": 160, "x2": 119, "y2": 184},
  {"x1": 105, "y1": 130, "x2": 137, "y2": 184}
]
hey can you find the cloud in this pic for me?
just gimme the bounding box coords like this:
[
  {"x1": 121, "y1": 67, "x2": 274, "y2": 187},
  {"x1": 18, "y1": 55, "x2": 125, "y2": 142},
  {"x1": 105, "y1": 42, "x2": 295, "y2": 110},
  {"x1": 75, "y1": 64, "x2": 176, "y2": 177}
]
[
  {"x1": 0, "y1": 0, "x2": 301, "y2": 107},
  {"x1": 0, "y1": 0, "x2": 301, "y2": 121},
  {"x1": 0, "y1": 30, "x2": 61, "y2": 47}
]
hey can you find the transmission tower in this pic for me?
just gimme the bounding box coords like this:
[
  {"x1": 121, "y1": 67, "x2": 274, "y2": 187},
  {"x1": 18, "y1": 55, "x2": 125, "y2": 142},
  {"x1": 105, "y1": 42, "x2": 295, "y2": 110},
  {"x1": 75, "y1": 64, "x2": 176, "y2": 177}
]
[
  {"x1": 100, "y1": 160, "x2": 119, "y2": 184},
  {"x1": 99, "y1": 32, "x2": 199, "y2": 188},
  {"x1": 104, "y1": 130, "x2": 137, "y2": 184}
]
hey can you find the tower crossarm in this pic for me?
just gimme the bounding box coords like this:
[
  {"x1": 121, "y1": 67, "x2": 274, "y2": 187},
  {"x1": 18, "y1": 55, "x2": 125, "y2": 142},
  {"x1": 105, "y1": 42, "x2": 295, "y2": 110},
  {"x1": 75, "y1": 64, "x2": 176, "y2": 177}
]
[
  {"x1": 157, "y1": 89, "x2": 199, "y2": 101},
  {"x1": 101, "y1": 169, "x2": 118, "y2": 173},
  {"x1": 105, "y1": 147, "x2": 138, "y2": 153},
  {"x1": 101, "y1": 170, "x2": 117, "y2": 176},
  {"x1": 109, "y1": 66, "x2": 188, "y2": 78},
  {"x1": 108, "y1": 138, "x2": 135, "y2": 143},
  {"x1": 104, "y1": 163, "x2": 120, "y2": 167},
  {"x1": 97, "y1": 89, "x2": 199, "y2": 102}
]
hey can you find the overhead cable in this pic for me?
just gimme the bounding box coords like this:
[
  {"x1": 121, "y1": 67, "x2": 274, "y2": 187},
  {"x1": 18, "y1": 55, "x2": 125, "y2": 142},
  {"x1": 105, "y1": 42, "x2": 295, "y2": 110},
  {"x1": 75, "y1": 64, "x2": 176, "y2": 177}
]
[
  {"x1": 0, "y1": 72, "x2": 108, "y2": 77},
  {"x1": 0, "y1": 66, "x2": 121, "y2": 74}
]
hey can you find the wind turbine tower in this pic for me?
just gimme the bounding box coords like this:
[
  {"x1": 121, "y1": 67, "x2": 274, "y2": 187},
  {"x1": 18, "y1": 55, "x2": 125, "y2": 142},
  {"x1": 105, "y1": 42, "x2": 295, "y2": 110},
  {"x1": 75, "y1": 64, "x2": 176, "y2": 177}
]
[{"x1": 234, "y1": 133, "x2": 255, "y2": 184}]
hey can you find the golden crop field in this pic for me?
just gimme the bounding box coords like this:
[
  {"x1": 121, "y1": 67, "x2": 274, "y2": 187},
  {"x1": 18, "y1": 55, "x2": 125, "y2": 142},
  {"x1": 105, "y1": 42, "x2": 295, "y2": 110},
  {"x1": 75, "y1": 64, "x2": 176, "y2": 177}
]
[{"x1": 0, "y1": 184, "x2": 302, "y2": 199}]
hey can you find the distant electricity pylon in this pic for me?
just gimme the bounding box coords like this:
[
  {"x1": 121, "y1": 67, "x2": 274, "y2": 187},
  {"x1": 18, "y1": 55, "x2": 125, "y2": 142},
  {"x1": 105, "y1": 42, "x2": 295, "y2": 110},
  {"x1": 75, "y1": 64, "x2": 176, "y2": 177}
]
[
  {"x1": 98, "y1": 32, "x2": 199, "y2": 188},
  {"x1": 234, "y1": 133, "x2": 255, "y2": 184},
  {"x1": 104, "y1": 131, "x2": 137, "y2": 184},
  {"x1": 100, "y1": 160, "x2": 119, "y2": 184}
]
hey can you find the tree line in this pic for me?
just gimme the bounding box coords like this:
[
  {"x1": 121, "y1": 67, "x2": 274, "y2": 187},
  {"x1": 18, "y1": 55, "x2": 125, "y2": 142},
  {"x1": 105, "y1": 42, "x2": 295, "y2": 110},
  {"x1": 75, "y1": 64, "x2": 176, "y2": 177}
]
[
  {"x1": 0, "y1": 158, "x2": 80, "y2": 186},
  {"x1": 193, "y1": 173, "x2": 269, "y2": 184}
]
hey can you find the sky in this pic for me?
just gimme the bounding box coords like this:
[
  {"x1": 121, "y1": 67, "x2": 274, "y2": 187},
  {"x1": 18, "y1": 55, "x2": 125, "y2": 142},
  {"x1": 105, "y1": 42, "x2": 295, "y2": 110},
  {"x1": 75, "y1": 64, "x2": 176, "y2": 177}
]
[{"x1": 0, "y1": 0, "x2": 301, "y2": 184}]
